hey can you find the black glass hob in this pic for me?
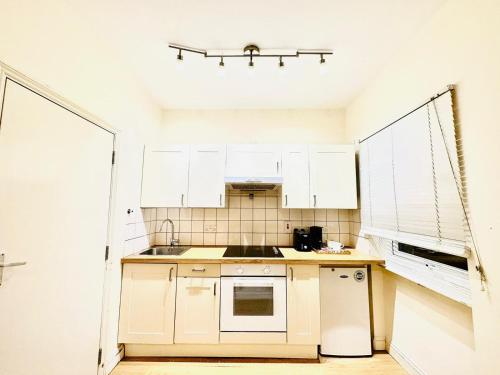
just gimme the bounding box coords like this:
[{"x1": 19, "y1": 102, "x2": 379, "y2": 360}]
[{"x1": 223, "y1": 246, "x2": 284, "y2": 258}]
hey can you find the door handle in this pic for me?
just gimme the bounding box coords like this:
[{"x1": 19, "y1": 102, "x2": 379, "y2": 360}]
[
  {"x1": 219, "y1": 194, "x2": 222, "y2": 206},
  {"x1": 290, "y1": 267, "x2": 294, "y2": 282},
  {"x1": 0, "y1": 261, "x2": 27, "y2": 268},
  {"x1": 0, "y1": 254, "x2": 27, "y2": 286},
  {"x1": 313, "y1": 194, "x2": 317, "y2": 207},
  {"x1": 181, "y1": 194, "x2": 184, "y2": 206},
  {"x1": 213, "y1": 281, "x2": 217, "y2": 296},
  {"x1": 169, "y1": 267, "x2": 174, "y2": 282},
  {"x1": 285, "y1": 194, "x2": 288, "y2": 207},
  {"x1": 276, "y1": 161, "x2": 280, "y2": 174}
]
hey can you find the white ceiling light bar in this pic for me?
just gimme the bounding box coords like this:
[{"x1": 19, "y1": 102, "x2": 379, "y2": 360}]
[{"x1": 168, "y1": 43, "x2": 333, "y2": 68}]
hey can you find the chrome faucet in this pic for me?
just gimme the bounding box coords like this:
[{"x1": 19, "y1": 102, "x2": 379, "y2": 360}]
[{"x1": 159, "y1": 218, "x2": 178, "y2": 247}]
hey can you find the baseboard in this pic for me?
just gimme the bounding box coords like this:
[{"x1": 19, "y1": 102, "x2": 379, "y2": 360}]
[
  {"x1": 389, "y1": 343, "x2": 426, "y2": 375},
  {"x1": 105, "y1": 345, "x2": 125, "y2": 375},
  {"x1": 124, "y1": 343, "x2": 318, "y2": 359},
  {"x1": 373, "y1": 336, "x2": 386, "y2": 351}
]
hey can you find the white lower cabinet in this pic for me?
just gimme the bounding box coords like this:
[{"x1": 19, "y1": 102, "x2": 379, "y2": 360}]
[
  {"x1": 174, "y1": 277, "x2": 220, "y2": 344},
  {"x1": 287, "y1": 265, "x2": 321, "y2": 345},
  {"x1": 118, "y1": 263, "x2": 177, "y2": 344}
]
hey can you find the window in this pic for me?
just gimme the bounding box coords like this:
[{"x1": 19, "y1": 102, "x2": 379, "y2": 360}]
[
  {"x1": 359, "y1": 90, "x2": 468, "y2": 258},
  {"x1": 397, "y1": 243, "x2": 468, "y2": 271},
  {"x1": 359, "y1": 90, "x2": 473, "y2": 304}
]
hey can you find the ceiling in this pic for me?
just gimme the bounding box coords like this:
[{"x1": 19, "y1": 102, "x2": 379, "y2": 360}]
[{"x1": 73, "y1": 0, "x2": 446, "y2": 109}]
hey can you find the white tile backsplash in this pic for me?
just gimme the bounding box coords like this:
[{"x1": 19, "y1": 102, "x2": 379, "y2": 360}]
[{"x1": 148, "y1": 190, "x2": 357, "y2": 248}]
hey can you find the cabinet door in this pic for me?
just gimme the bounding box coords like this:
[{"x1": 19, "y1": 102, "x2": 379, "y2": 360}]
[
  {"x1": 174, "y1": 277, "x2": 220, "y2": 344},
  {"x1": 118, "y1": 264, "x2": 177, "y2": 344},
  {"x1": 287, "y1": 265, "x2": 320, "y2": 345},
  {"x1": 309, "y1": 145, "x2": 357, "y2": 208},
  {"x1": 226, "y1": 144, "x2": 282, "y2": 178},
  {"x1": 188, "y1": 145, "x2": 226, "y2": 207},
  {"x1": 141, "y1": 145, "x2": 189, "y2": 207},
  {"x1": 282, "y1": 145, "x2": 310, "y2": 208}
]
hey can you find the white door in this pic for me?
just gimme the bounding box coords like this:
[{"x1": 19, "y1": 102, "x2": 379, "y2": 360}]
[
  {"x1": 0, "y1": 78, "x2": 114, "y2": 375},
  {"x1": 226, "y1": 144, "x2": 282, "y2": 178},
  {"x1": 287, "y1": 265, "x2": 320, "y2": 345},
  {"x1": 141, "y1": 145, "x2": 189, "y2": 207},
  {"x1": 118, "y1": 264, "x2": 177, "y2": 344},
  {"x1": 174, "y1": 277, "x2": 220, "y2": 344},
  {"x1": 282, "y1": 145, "x2": 310, "y2": 208},
  {"x1": 309, "y1": 145, "x2": 357, "y2": 208},
  {"x1": 188, "y1": 144, "x2": 226, "y2": 207}
]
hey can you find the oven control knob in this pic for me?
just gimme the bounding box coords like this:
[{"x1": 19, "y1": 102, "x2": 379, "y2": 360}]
[
  {"x1": 237, "y1": 267, "x2": 244, "y2": 274},
  {"x1": 263, "y1": 266, "x2": 271, "y2": 274}
]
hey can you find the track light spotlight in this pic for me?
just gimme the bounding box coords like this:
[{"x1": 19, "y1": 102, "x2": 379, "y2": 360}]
[
  {"x1": 177, "y1": 49, "x2": 183, "y2": 61},
  {"x1": 320, "y1": 53, "x2": 326, "y2": 64},
  {"x1": 219, "y1": 57, "x2": 224, "y2": 67},
  {"x1": 249, "y1": 56, "x2": 254, "y2": 68},
  {"x1": 279, "y1": 56, "x2": 285, "y2": 68}
]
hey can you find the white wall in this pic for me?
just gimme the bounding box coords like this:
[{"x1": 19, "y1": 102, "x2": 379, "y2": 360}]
[
  {"x1": 161, "y1": 109, "x2": 346, "y2": 143},
  {"x1": 0, "y1": 1, "x2": 162, "y2": 373},
  {"x1": 345, "y1": 0, "x2": 500, "y2": 374}
]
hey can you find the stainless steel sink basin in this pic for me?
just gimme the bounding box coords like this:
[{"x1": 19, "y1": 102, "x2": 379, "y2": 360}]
[{"x1": 139, "y1": 246, "x2": 190, "y2": 256}]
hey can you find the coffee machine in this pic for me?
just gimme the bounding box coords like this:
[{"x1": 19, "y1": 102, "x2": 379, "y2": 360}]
[{"x1": 293, "y1": 226, "x2": 323, "y2": 252}]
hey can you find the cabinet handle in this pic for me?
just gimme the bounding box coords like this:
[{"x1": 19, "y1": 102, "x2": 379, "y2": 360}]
[
  {"x1": 276, "y1": 161, "x2": 280, "y2": 174},
  {"x1": 285, "y1": 194, "x2": 288, "y2": 207},
  {"x1": 219, "y1": 193, "x2": 222, "y2": 206},
  {"x1": 192, "y1": 268, "x2": 206, "y2": 272},
  {"x1": 313, "y1": 194, "x2": 317, "y2": 207},
  {"x1": 290, "y1": 267, "x2": 294, "y2": 282},
  {"x1": 213, "y1": 281, "x2": 217, "y2": 296},
  {"x1": 181, "y1": 194, "x2": 184, "y2": 206},
  {"x1": 169, "y1": 267, "x2": 174, "y2": 282}
]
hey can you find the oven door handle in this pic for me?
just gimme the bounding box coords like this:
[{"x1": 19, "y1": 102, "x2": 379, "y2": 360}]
[{"x1": 233, "y1": 282, "x2": 274, "y2": 288}]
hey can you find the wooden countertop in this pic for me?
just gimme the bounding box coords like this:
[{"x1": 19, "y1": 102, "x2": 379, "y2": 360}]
[{"x1": 122, "y1": 247, "x2": 383, "y2": 265}]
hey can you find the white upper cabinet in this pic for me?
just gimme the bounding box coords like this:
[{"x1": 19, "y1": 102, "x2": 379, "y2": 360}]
[
  {"x1": 225, "y1": 144, "x2": 282, "y2": 178},
  {"x1": 140, "y1": 143, "x2": 358, "y2": 209},
  {"x1": 188, "y1": 145, "x2": 226, "y2": 207},
  {"x1": 141, "y1": 145, "x2": 189, "y2": 207},
  {"x1": 309, "y1": 145, "x2": 357, "y2": 209},
  {"x1": 281, "y1": 145, "x2": 310, "y2": 208}
]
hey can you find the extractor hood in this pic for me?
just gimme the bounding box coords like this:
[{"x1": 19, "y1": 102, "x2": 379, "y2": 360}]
[{"x1": 224, "y1": 176, "x2": 283, "y2": 191}]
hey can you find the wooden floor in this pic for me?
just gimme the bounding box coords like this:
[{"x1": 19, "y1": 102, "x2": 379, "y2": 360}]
[{"x1": 111, "y1": 354, "x2": 407, "y2": 375}]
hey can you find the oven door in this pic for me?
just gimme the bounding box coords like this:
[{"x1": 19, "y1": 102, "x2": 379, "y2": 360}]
[{"x1": 220, "y1": 277, "x2": 286, "y2": 332}]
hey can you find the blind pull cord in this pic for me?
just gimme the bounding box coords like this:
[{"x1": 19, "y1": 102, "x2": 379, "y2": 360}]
[{"x1": 432, "y1": 100, "x2": 487, "y2": 291}]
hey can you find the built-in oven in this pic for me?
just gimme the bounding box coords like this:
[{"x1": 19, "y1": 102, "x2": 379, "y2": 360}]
[{"x1": 220, "y1": 264, "x2": 287, "y2": 333}]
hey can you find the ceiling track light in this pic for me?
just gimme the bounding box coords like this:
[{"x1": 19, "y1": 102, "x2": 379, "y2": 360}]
[{"x1": 168, "y1": 43, "x2": 332, "y2": 70}]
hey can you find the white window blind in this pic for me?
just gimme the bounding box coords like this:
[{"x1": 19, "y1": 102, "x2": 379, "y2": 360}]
[
  {"x1": 367, "y1": 128, "x2": 398, "y2": 234},
  {"x1": 359, "y1": 91, "x2": 468, "y2": 257}
]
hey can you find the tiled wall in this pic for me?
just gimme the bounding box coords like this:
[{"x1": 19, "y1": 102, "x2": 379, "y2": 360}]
[
  {"x1": 349, "y1": 209, "x2": 362, "y2": 247},
  {"x1": 148, "y1": 190, "x2": 354, "y2": 248},
  {"x1": 124, "y1": 208, "x2": 156, "y2": 255}
]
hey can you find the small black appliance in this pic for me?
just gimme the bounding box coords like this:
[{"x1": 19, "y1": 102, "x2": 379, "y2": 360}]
[
  {"x1": 309, "y1": 226, "x2": 323, "y2": 250},
  {"x1": 293, "y1": 228, "x2": 311, "y2": 252}
]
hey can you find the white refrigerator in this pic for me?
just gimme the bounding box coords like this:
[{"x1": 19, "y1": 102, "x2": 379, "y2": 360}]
[{"x1": 319, "y1": 266, "x2": 372, "y2": 356}]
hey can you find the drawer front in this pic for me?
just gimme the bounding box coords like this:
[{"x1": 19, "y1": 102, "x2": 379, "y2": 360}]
[{"x1": 178, "y1": 263, "x2": 221, "y2": 277}]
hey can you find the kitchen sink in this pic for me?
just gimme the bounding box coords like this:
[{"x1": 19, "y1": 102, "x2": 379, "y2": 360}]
[{"x1": 139, "y1": 246, "x2": 190, "y2": 256}]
